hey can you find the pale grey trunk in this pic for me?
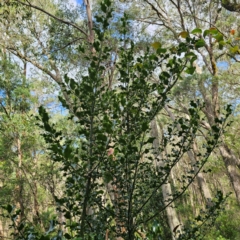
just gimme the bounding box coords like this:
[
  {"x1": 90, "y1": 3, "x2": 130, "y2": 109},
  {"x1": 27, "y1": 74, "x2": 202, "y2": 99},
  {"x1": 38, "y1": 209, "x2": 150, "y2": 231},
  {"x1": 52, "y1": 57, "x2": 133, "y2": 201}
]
[
  {"x1": 219, "y1": 145, "x2": 240, "y2": 204},
  {"x1": 0, "y1": 208, "x2": 5, "y2": 239},
  {"x1": 0, "y1": 220, "x2": 4, "y2": 240},
  {"x1": 161, "y1": 183, "x2": 182, "y2": 239},
  {"x1": 0, "y1": 177, "x2": 4, "y2": 239},
  {"x1": 190, "y1": 141, "x2": 212, "y2": 206},
  {"x1": 16, "y1": 138, "x2": 24, "y2": 226},
  {"x1": 200, "y1": 121, "x2": 240, "y2": 204},
  {"x1": 151, "y1": 119, "x2": 182, "y2": 240},
  {"x1": 32, "y1": 152, "x2": 44, "y2": 229},
  {"x1": 165, "y1": 106, "x2": 212, "y2": 206},
  {"x1": 198, "y1": 76, "x2": 240, "y2": 204}
]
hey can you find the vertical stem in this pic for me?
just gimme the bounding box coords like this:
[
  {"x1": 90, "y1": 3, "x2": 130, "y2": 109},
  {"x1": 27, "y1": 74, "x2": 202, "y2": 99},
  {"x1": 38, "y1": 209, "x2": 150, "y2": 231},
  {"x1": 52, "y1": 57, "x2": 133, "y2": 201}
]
[
  {"x1": 84, "y1": 0, "x2": 95, "y2": 54},
  {"x1": 15, "y1": 137, "x2": 24, "y2": 228},
  {"x1": 80, "y1": 96, "x2": 95, "y2": 236},
  {"x1": 32, "y1": 151, "x2": 43, "y2": 228}
]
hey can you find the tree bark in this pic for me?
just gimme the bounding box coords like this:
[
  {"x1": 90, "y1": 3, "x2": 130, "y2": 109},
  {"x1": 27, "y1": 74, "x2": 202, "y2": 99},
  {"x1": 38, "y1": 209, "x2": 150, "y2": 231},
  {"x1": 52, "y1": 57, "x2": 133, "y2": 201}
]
[
  {"x1": 32, "y1": 152, "x2": 43, "y2": 228},
  {"x1": 151, "y1": 119, "x2": 182, "y2": 240},
  {"x1": 0, "y1": 211, "x2": 5, "y2": 239},
  {"x1": 143, "y1": 0, "x2": 240, "y2": 204},
  {"x1": 165, "y1": 106, "x2": 213, "y2": 206},
  {"x1": 193, "y1": 141, "x2": 213, "y2": 206},
  {"x1": 161, "y1": 183, "x2": 182, "y2": 239},
  {"x1": 219, "y1": 145, "x2": 240, "y2": 203},
  {"x1": 198, "y1": 84, "x2": 240, "y2": 204},
  {"x1": 15, "y1": 137, "x2": 24, "y2": 230}
]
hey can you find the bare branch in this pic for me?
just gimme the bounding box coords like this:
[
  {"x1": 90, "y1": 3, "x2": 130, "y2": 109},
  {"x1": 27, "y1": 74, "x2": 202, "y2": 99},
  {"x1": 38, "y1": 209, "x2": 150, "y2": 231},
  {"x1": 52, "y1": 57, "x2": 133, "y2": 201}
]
[
  {"x1": 51, "y1": 37, "x2": 85, "y2": 52},
  {"x1": 14, "y1": 0, "x2": 88, "y2": 37}
]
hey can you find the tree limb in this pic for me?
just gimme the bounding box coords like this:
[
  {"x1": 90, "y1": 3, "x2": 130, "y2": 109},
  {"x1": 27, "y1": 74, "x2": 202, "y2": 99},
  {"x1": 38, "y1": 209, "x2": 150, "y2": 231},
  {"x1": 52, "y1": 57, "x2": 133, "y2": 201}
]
[{"x1": 14, "y1": 0, "x2": 88, "y2": 37}]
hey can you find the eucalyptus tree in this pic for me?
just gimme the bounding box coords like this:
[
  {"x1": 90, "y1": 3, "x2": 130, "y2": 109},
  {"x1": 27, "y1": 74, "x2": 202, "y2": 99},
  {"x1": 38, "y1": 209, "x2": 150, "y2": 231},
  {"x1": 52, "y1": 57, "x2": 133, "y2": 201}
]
[{"x1": 130, "y1": 0, "x2": 240, "y2": 204}]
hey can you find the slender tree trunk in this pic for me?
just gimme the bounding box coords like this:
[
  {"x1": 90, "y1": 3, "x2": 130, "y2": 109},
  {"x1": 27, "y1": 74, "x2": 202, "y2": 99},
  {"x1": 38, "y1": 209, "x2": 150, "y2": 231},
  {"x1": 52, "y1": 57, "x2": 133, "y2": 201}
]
[
  {"x1": 84, "y1": 0, "x2": 94, "y2": 44},
  {"x1": 198, "y1": 50, "x2": 240, "y2": 204},
  {"x1": 0, "y1": 175, "x2": 4, "y2": 239},
  {"x1": 151, "y1": 119, "x2": 182, "y2": 240},
  {"x1": 15, "y1": 137, "x2": 24, "y2": 228},
  {"x1": 143, "y1": 0, "x2": 240, "y2": 205},
  {"x1": 192, "y1": 141, "x2": 212, "y2": 206},
  {"x1": 0, "y1": 209, "x2": 5, "y2": 239},
  {"x1": 202, "y1": 106, "x2": 240, "y2": 204},
  {"x1": 197, "y1": 81, "x2": 240, "y2": 204},
  {"x1": 219, "y1": 145, "x2": 240, "y2": 203},
  {"x1": 205, "y1": 118, "x2": 240, "y2": 204},
  {"x1": 32, "y1": 152, "x2": 43, "y2": 228},
  {"x1": 105, "y1": 178, "x2": 126, "y2": 239},
  {"x1": 161, "y1": 183, "x2": 182, "y2": 239},
  {"x1": 47, "y1": 175, "x2": 65, "y2": 231},
  {"x1": 0, "y1": 221, "x2": 4, "y2": 240}
]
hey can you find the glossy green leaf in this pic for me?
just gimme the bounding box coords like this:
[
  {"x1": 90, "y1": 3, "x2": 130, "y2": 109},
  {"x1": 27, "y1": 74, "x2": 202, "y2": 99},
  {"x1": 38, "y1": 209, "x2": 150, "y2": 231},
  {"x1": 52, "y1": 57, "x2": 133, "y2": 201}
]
[
  {"x1": 191, "y1": 28, "x2": 202, "y2": 35},
  {"x1": 195, "y1": 39, "x2": 205, "y2": 48},
  {"x1": 203, "y1": 29, "x2": 210, "y2": 38},
  {"x1": 185, "y1": 67, "x2": 196, "y2": 75}
]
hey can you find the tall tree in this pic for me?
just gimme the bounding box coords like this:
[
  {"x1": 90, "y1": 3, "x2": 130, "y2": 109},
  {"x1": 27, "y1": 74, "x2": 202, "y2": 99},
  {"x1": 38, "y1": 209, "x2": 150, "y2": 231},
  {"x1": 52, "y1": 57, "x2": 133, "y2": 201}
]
[{"x1": 134, "y1": 0, "x2": 240, "y2": 204}]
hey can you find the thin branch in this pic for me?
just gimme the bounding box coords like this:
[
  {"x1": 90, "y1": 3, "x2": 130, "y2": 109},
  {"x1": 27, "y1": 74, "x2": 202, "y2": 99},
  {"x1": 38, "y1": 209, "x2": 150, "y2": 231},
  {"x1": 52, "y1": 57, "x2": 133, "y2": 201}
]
[
  {"x1": 227, "y1": 53, "x2": 240, "y2": 63},
  {"x1": 0, "y1": 101, "x2": 10, "y2": 119},
  {"x1": 15, "y1": 0, "x2": 88, "y2": 37},
  {"x1": 145, "y1": 0, "x2": 167, "y2": 21},
  {"x1": 7, "y1": 47, "x2": 57, "y2": 80},
  {"x1": 51, "y1": 37, "x2": 85, "y2": 52}
]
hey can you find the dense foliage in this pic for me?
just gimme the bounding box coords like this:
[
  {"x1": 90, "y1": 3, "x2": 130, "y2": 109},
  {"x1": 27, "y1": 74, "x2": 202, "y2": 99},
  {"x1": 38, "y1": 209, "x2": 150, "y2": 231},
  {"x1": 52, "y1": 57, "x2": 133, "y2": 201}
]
[{"x1": 0, "y1": 0, "x2": 240, "y2": 239}]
